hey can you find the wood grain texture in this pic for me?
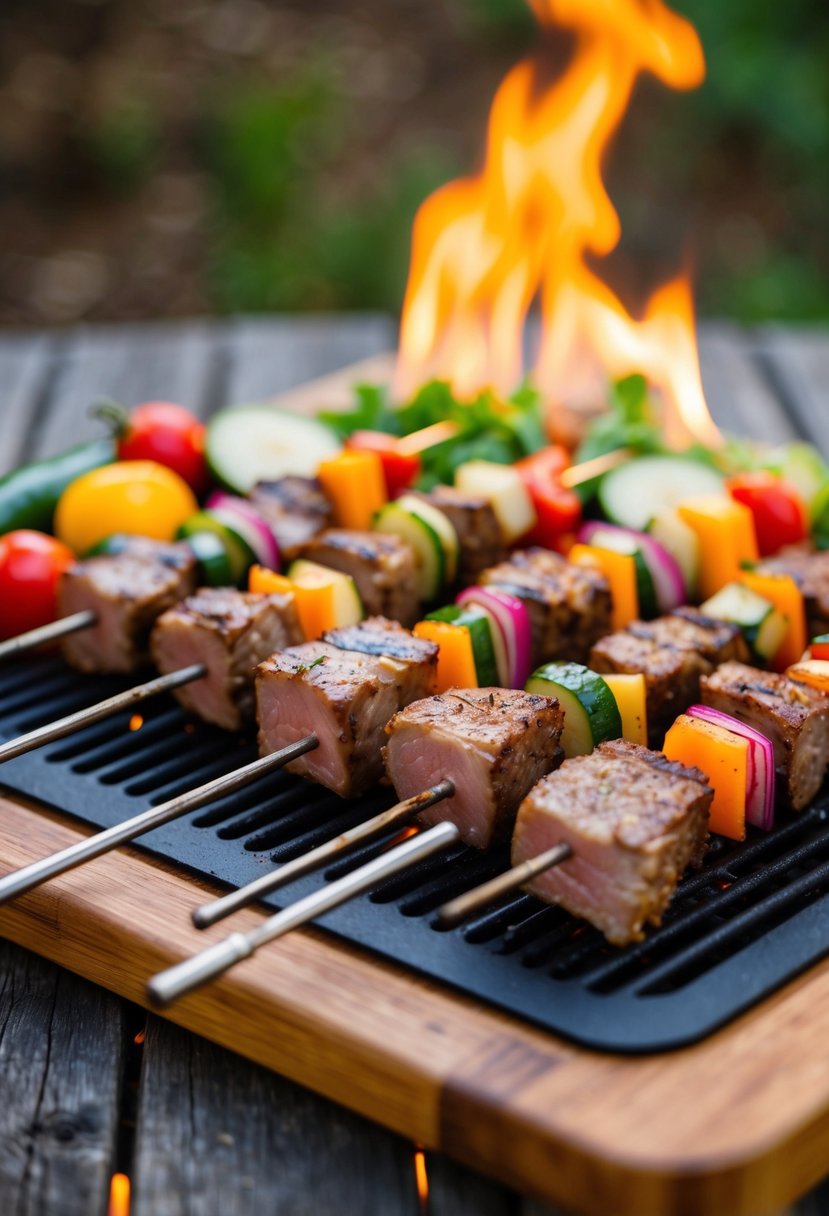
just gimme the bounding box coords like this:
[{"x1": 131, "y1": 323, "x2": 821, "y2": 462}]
[
  {"x1": 0, "y1": 938, "x2": 124, "y2": 1216},
  {"x1": 4, "y1": 793, "x2": 829, "y2": 1216},
  {"x1": 133, "y1": 1016, "x2": 420, "y2": 1216},
  {"x1": 752, "y1": 326, "x2": 829, "y2": 457},
  {"x1": 30, "y1": 321, "x2": 221, "y2": 460},
  {"x1": 698, "y1": 322, "x2": 797, "y2": 445},
  {"x1": 0, "y1": 333, "x2": 57, "y2": 474}
]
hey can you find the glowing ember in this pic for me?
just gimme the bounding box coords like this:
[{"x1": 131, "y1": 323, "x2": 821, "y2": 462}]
[
  {"x1": 413, "y1": 1147, "x2": 429, "y2": 1213},
  {"x1": 108, "y1": 1172, "x2": 130, "y2": 1216},
  {"x1": 128, "y1": 714, "x2": 144, "y2": 732},
  {"x1": 134, "y1": 1027, "x2": 146, "y2": 1045},
  {"x1": 396, "y1": 0, "x2": 721, "y2": 448}
]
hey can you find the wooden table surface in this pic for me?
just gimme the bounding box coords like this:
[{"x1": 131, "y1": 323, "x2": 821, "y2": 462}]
[{"x1": 1, "y1": 315, "x2": 829, "y2": 1216}]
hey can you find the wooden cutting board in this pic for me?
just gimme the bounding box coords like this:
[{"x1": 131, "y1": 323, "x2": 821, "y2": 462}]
[
  {"x1": 3, "y1": 360, "x2": 829, "y2": 1216},
  {"x1": 6, "y1": 789, "x2": 829, "y2": 1216}
]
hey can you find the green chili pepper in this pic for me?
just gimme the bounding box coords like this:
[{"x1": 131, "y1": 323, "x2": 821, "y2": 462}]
[{"x1": 0, "y1": 438, "x2": 116, "y2": 535}]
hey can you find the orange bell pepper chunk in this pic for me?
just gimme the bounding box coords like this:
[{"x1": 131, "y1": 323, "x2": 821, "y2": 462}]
[
  {"x1": 739, "y1": 569, "x2": 806, "y2": 672},
  {"x1": 663, "y1": 713, "x2": 747, "y2": 840},
  {"x1": 787, "y1": 659, "x2": 829, "y2": 695},
  {"x1": 413, "y1": 620, "x2": 478, "y2": 692},
  {"x1": 677, "y1": 496, "x2": 758, "y2": 600},
  {"x1": 569, "y1": 542, "x2": 638, "y2": 631},
  {"x1": 317, "y1": 450, "x2": 387, "y2": 531}
]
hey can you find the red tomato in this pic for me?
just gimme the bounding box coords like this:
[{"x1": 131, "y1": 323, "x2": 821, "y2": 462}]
[
  {"x1": 344, "y1": 431, "x2": 421, "y2": 499},
  {"x1": 726, "y1": 472, "x2": 808, "y2": 557},
  {"x1": 0, "y1": 530, "x2": 75, "y2": 640},
  {"x1": 117, "y1": 402, "x2": 208, "y2": 494},
  {"x1": 516, "y1": 447, "x2": 582, "y2": 548}
]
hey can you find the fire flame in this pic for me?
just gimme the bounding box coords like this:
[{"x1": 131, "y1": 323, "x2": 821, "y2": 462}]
[
  {"x1": 108, "y1": 1173, "x2": 130, "y2": 1216},
  {"x1": 396, "y1": 0, "x2": 721, "y2": 447}
]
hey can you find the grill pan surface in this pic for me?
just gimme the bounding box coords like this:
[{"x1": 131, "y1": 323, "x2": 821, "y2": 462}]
[{"x1": 3, "y1": 656, "x2": 829, "y2": 1054}]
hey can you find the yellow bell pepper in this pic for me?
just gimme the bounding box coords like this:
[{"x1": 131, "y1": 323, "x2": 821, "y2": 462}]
[
  {"x1": 601, "y1": 672, "x2": 647, "y2": 745},
  {"x1": 54, "y1": 461, "x2": 198, "y2": 553}
]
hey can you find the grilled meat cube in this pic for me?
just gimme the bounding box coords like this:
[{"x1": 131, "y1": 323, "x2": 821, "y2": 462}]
[
  {"x1": 701, "y1": 660, "x2": 829, "y2": 811},
  {"x1": 256, "y1": 632, "x2": 438, "y2": 798},
  {"x1": 151, "y1": 588, "x2": 303, "y2": 731},
  {"x1": 301, "y1": 529, "x2": 419, "y2": 626},
  {"x1": 324, "y1": 616, "x2": 440, "y2": 669},
  {"x1": 590, "y1": 631, "x2": 712, "y2": 748},
  {"x1": 412, "y1": 486, "x2": 507, "y2": 584},
  {"x1": 59, "y1": 541, "x2": 197, "y2": 673},
  {"x1": 384, "y1": 688, "x2": 564, "y2": 849},
  {"x1": 481, "y1": 548, "x2": 611, "y2": 666},
  {"x1": 511, "y1": 739, "x2": 712, "y2": 945},
  {"x1": 629, "y1": 607, "x2": 749, "y2": 666},
  {"x1": 248, "y1": 476, "x2": 333, "y2": 563},
  {"x1": 757, "y1": 545, "x2": 829, "y2": 638}
]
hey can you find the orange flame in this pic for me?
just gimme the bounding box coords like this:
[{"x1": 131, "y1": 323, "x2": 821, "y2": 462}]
[
  {"x1": 413, "y1": 1148, "x2": 429, "y2": 1213},
  {"x1": 128, "y1": 714, "x2": 144, "y2": 732},
  {"x1": 108, "y1": 1173, "x2": 130, "y2": 1216},
  {"x1": 396, "y1": 0, "x2": 720, "y2": 447}
]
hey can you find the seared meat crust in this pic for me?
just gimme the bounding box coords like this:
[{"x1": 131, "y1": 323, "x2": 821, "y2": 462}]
[
  {"x1": 412, "y1": 486, "x2": 507, "y2": 584},
  {"x1": 384, "y1": 687, "x2": 564, "y2": 848},
  {"x1": 301, "y1": 529, "x2": 419, "y2": 626},
  {"x1": 512, "y1": 739, "x2": 712, "y2": 945},
  {"x1": 248, "y1": 476, "x2": 333, "y2": 562},
  {"x1": 256, "y1": 632, "x2": 436, "y2": 798},
  {"x1": 701, "y1": 660, "x2": 829, "y2": 810},
  {"x1": 325, "y1": 616, "x2": 439, "y2": 668},
  {"x1": 590, "y1": 631, "x2": 712, "y2": 747},
  {"x1": 151, "y1": 587, "x2": 303, "y2": 730},
  {"x1": 481, "y1": 548, "x2": 611, "y2": 666},
  {"x1": 629, "y1": 607, "x2": 749, "y2": 666},
  {"x1": 59, "y1": 541, "x2": 197, "y2": 673}
]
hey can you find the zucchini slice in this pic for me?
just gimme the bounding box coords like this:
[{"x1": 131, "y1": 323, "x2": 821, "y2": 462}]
[
  {"x1": 599, "y1": 455, "x2": 724, "y2": 532},
  {"x1": 374, "y1": 497, "x2": 458, "y2": 599},
  {"x1": 525, "y1": 662, "x2": 622, "y2": 757},
  {"x1": 177, "y1": 511, "x2": 253, "y2": 584},
  {"x1": 206, "y1": 406, "x2": 340, "y2": 492},
  {"x1": 184, "y1": 530, "x2": 235, "y2": 587},
  {"x1": 700, "y1": 582, "x2": 787, "y2": 662}
]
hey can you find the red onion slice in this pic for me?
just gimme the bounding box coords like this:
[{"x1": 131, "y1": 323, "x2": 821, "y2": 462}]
[
  {"x1": 206, "y1": 492, "x2": 280, "y2": 570},
  {"x1": 686, "y1": 704, "x2": 775, "y2": 831},
  {"x1": 456, "y1": 585, "x2": 532, "y2": 688}
]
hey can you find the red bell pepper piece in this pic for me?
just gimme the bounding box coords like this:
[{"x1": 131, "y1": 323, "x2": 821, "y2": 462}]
[
  {"x1": 344, "y1": 431, "x2": 421, "y2": 500},
  {"x1": 516, "y1": 447, "x2": 582, "y2": 549},
  {"x1": 726, "y1": 471, "x2": 808, "y2": 557}
]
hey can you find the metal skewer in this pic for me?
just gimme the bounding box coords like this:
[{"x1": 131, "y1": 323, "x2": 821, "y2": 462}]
[
  {"x1": 193, "y1": 778, "x2": 455, "y2": 928},
  {"x1": 148, "y1": 821, "x2": 460, "y2": 1007},
  {"x1": 0, "y1": 610, "x2": 97, "y2": 662},
  {"x1": 0, "y1": 734, "x2": 318, "y2": 906},
  {"x1": 0, "y1": 663, "x2": 207, "y2": 765},
  {"x1": 436, "y1": 841, "x2": 573, "y2": 929}
]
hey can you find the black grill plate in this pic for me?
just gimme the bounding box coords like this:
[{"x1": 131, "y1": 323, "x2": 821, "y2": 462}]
[{"x1": 3, "y1": 657, "x2": 829, "y2": 1054}]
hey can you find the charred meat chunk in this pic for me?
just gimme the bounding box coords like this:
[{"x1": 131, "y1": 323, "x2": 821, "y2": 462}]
[
  {"x1": 629, "y1": 607, "x2": 749, "y2": 666},
  {"x1": 481, "y1": 548, "x2": 611, "y2": 666},
  {"x1": 757, "y1": 545, "x2": 829, "y2": 639},
  {"x1": 384, "y1": 688, "x2": 564, "y2": 849},
  {"x1": 59, "y1": 541, "x2": 197, "y2": 673},
  {"x1": 412, "y1": 486, "x2": 507, "y2": 584},
  {"x1": 256, "y1": 630, "x2": 438, "y2": 798},
  {"x1": 301, "y1": 529, "x2": 419, "y2": 626},
  {"x1": 324, "y1": 616, "x2": 440, "y2": 670},
  {"x1": 701, "y1": 660, "x2": 829, "y2": 811},
  {"x1": 590, "y1": 631, "x2": 712, "y2": 748},
  {"x1": 248, "y1": 476, "x2": 333, "y2": 563},
  {"x1": 511, "y1": 739, "x2": 712, "y2": 945},
  {"x1": 151, "y1": 588, "x2": 303, "y2": 731}
]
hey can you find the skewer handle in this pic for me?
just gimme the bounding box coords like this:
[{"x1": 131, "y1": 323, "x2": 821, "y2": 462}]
[
  {"x1": 148, "y1": 821, "x2": 460, "y2": 1007},
  {"x1": 193, "y1": 778, "x2": 455, "y2": 928},
  {"x1": 0, "y1": 663, "x2": 206, "y2": 765},
  {"x1": 0, "y1": 734, "x2": 318, "y2": 906},
  {"x1": 436, "y1": 841, "x2": 573, "y2": 929},
  {"x1": 0, "y1": 610, "x2": 97, "y2": 662}
]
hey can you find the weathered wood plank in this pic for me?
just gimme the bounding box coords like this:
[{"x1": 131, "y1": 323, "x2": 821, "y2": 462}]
[
  {"x1": 132, "y1": 1015, "x2": 419, "y2": 1216},
  {"x1": 752, "y1": 326, "x2": 829, "y2": 458},
  {"x1": 0, "y1": 940, "x2": 124, "y2": 1216},
  {"x1": 698, "y1": 322, "x2": 797, "y2": 445},
  {"x1": 222, "y1": 313, "x2": 395, "y2": 408},
  {"x1": 0, "y1": 334, "x2": 58, "y2": 475},
  {"x1": 29, "y1": 321, "x2": 222, "y2": 461}
]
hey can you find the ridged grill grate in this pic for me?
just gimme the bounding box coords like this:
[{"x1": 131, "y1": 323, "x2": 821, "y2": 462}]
[{"x1": 3, "y1": 656, "x2": 829, "y2": 1053}]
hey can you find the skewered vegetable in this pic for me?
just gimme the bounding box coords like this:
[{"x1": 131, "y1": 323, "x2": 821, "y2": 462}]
[
  {"x1": 598, "y1": 455, "x2": 724, "y2": 531},
  {"x1": 0, "y1": 438, "x2": 115, "y2": 536},
  {"x1": 206, "y1": 406, "x2": 340, "y2": 491},
  {"x1": 525, "y1": 661, "x2": 622, "y2": 757},
  {"x1": 0, "y1": 530, "x2": 75, "y2": 640},
  {"x1": 55, "y1": 461, "x2": 198, "y2": 553}
]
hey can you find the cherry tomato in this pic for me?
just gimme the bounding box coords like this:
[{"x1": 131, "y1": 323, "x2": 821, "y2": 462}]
[
  {"x1": 726, "y1": 472, "x2": 808, "y2": 557},
  {"x1": 344, "y1": 431, "x2": 421, "y2": 499},
  {"x1": 516, "y1": 446, "x2": 582, "y2": 548},
  {"x1": 0, "y1": 530, "x2": 75, "y2": 640},
  {"x1": 115, "y1": 402, "x2": 207, "y2": 494},
  {"x1": 54, "y1": 461, "x2": 198, "y2": 554}
]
